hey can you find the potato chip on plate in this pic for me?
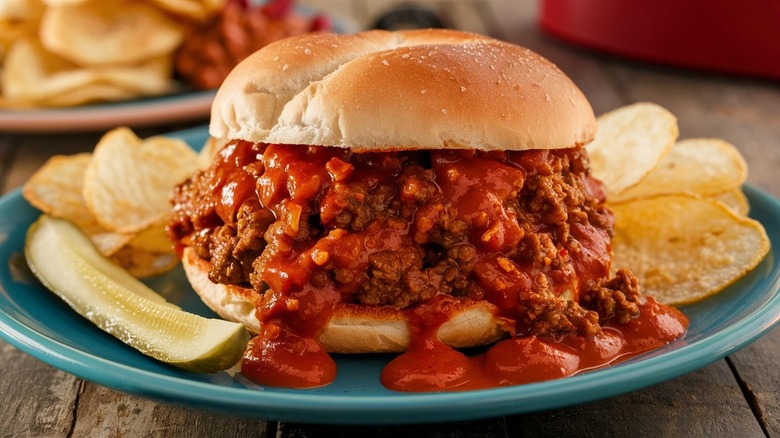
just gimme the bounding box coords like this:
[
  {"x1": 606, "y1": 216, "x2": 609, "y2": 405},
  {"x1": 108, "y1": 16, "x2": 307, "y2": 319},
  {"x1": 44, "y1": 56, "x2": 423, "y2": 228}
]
[
  {"x1": 95, "y1": 56, "x2": 173, "y2": 94},
  {"x1": 711, "y1": 188, "x2": 750, "y2": 216},
  {"x1": 23, "y1": 127, "x2": 202, "y2": 276},
  {"x1": 21, "y1": 153, "x2": 133, "y2": 255},
  {"x1": 587, "y1": 102, "x2": 678, "y2": 197},
  {"x1": 22, "y1": 153, "x2": 93, "y2": 224},
  {"x1": 84, "y1": 127, "x2": 200, "y2": 234},
  {"x1": 610, "y1": 138, "x2": 748, "y2": 203},
  {"x1": 611, "y1": 194, "x2": 769, "y2": 306}
]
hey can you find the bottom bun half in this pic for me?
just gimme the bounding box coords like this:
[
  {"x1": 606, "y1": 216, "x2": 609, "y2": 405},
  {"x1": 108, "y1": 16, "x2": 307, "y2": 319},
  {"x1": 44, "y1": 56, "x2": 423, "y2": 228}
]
[{"x1": 181, "y1": 248, "x2": 511, "y2": 353}]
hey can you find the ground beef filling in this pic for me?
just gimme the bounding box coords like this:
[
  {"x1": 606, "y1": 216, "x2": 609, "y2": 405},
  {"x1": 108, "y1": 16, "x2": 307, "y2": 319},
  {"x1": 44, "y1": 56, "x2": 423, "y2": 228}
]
[{"x1": 168, "y1": 140, "x2": 642, "y2": 338}]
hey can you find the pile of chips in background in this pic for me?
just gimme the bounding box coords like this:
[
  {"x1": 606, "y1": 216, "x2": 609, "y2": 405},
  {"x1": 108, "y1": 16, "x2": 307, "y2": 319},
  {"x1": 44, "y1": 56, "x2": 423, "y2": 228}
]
[{"x1": 0, "y1": 0, "x2": 330, "y2": 108}]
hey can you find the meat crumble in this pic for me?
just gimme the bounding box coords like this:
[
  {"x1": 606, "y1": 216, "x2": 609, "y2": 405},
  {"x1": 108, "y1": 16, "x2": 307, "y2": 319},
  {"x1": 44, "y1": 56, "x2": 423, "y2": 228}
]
[{"x1": 168, "y1": 140, "x2": 643, "y2": 338}]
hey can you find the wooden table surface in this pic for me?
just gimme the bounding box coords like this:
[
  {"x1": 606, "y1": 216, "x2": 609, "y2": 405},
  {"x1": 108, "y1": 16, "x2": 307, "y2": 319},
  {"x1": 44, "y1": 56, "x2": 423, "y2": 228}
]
[{"x1": 2, "y1": 1, "x2": 779, "y2": 436}]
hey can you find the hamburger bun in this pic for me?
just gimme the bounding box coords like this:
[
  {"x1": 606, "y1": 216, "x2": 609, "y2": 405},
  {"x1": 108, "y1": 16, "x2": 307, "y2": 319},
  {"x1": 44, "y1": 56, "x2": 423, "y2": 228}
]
[{"x1": 210, "y1": 28, "x2": 595, "y2": 151}]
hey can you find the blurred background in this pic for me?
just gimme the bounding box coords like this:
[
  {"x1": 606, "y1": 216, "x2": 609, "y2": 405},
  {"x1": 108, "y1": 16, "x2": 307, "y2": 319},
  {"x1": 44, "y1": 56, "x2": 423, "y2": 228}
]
[
  {"x1": 2, "y1": 0, "x2": 777, "y2": 111},
  {"x1": 332, "y1": 0, "x2": 780, "y2": 81}
]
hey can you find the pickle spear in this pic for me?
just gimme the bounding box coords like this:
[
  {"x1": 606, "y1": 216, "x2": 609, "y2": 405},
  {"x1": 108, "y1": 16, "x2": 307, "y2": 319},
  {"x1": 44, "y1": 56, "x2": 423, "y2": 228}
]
[{"x1": 25, "y1": 215, "x2": 249, "y2": 373}]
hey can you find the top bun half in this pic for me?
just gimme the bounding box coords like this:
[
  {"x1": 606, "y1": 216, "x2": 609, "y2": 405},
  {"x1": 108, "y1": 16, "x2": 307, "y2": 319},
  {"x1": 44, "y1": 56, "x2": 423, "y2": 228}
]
[{"x1": 210, "y1": 29, "x2": 595, "y2": 152}]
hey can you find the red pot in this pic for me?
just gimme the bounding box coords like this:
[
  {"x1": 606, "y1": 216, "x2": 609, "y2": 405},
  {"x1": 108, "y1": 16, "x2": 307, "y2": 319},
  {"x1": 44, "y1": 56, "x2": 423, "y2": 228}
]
[{"x1": 540, "y1": 0, "x2": 780, "y2": 80}]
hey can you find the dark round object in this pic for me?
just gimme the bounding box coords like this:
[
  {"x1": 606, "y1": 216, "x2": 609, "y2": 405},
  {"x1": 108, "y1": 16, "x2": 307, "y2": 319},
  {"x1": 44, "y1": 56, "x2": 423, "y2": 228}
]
[{"x1": 372, "y1": 5, "x2": 449, "y2": 30}]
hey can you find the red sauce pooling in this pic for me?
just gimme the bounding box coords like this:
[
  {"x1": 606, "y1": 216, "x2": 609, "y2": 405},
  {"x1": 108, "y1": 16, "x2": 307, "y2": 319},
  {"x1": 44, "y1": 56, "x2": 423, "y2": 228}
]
[
  {"x1": 383, "y1": 297, "x2": 688, "y2": 391},
  {"x1": 242, "y1": 281, "x2": 341, "y2": 388},
  {"x1": 242, "y1": 330, "x2": 336, "y2": 388}
]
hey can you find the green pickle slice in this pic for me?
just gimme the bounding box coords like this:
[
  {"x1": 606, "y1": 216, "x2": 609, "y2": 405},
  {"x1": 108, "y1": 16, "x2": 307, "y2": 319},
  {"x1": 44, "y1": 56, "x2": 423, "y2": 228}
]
[{"x1": 25, "y1": 215, "x2": 249, "y2": 373}]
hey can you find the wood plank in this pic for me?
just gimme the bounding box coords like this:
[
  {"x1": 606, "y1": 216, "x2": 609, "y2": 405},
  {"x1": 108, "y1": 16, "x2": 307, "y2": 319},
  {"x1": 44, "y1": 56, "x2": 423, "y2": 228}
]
[
  {"x1": 728, "y1": 328, "x2": 780, "y2": 436},
  {"x1": 0, "y1": 340, "x2": 80, "y2": 437},
  {"x1": 0, "y1": 133, "x2": 18, "y2": 194},
  {"x1": 69, "y1": 383, "x2": 275, "y2": 438},
  {"x1": 277, "y1": 418, "x2": 509, "y2": 437},
  {"x1": 505, "y1": 361, "x2": 765, "y2": 437}
]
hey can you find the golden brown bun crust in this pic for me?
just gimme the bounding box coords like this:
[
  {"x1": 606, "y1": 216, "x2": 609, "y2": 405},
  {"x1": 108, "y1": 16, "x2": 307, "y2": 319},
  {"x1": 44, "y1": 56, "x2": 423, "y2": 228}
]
[
  {"x1": 181, "y1": 248, "x2": 511, "y2": 353},
  {"x1": 210, "y1": 29, "x2": 595, "y2": 151}
]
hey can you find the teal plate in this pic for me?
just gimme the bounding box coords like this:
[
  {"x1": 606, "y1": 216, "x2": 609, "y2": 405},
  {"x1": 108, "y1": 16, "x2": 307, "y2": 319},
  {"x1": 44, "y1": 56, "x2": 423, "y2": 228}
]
[{"x1": 0, "y1": 126, "x2": 778, "y2": 425}]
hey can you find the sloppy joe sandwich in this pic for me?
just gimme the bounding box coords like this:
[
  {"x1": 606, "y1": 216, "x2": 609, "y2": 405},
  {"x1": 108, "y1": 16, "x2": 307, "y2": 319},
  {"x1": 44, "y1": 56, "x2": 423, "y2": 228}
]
[{"x1": 167, "y1": 29, "x2": 688, "y2": 391}]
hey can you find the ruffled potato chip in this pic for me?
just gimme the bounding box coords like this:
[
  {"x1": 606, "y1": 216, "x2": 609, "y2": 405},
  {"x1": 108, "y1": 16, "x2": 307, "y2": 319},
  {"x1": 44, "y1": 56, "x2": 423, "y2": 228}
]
[
  {"x1": 84, "y1": 127, "x2": 200, "y2": 234},
  {"x1": 39, "y1": 0, "x2": 183, "y2": 66},
  {"x1": 587, "y1": 102, "x2": 678, "y2": 197},
  {"x1": 610, "y1": 138, "x2": 748, "y2": 203},
  {"x1": 611, "y1": 194, "x2": 769, "y2": 306},
  {"x1": 0, "y1": 95, "x2": 15, "y2": 109},
  {"x1": 712, "y1": 188, "x2": 750, "y2": 216},
  {"x1": 22, "y1": 153, "x2": 93, "y2": 226},
  {"x1": 21, "y1": 153, "x2": 133, "y2": 255}
]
